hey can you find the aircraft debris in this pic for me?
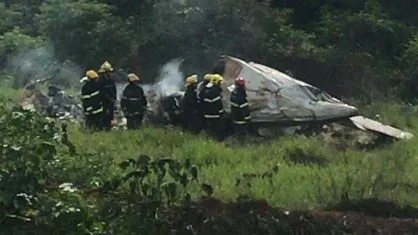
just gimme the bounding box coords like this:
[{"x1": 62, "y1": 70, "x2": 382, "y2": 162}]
[
  {"x1": 20, "y1": 78, "x2": 83, "y2": 120},
  {"x1": 17, "y1": 55, "x2": 414, "y2": 141},
  {"x1": 199, "y1": 55, "x2": 414, "y2": 140},
  {"x1": 349, "y1": 116, "x2": 414, "y2": 140}
]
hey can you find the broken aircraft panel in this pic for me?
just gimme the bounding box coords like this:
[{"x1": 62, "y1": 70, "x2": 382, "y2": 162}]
[
  {"x1": 216, "y1": 55, "x2": 359, "y2": 124},
  {"x1": 214, "y1": 55, "x2": 414, "y2": 140},
  {"x1": 349, "y1": 116, "x2": 414, "y2": 140}
]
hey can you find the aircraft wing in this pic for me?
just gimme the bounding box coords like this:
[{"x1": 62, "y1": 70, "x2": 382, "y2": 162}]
[{"x1": 349, "y1": 115, "x2": 414, "y2": 140}]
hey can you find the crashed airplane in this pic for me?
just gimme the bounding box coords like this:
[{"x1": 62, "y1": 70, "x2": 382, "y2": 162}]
[
  {"x1": 203, "y1": 55, "x2": 414, "y2": 140},
  {"x1": 19, "y1": 55, "x2": 414, "y2": 140},
  {"x1": 148, "y1": 55, "x2": 413, "y2": 140}
]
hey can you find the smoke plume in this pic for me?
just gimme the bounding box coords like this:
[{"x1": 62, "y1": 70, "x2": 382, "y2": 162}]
[
  {"x1": 115, "y1": 58, "x2": 185, "y2": 104},
  {"x1": 6, "y1": 44, "x2": 83, "y2": 88},
  {"x1": 153, "y1": 58, "x2": 185, "y2": 97}
]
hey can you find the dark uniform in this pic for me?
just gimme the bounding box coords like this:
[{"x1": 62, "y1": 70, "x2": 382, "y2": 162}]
[
  {"x1": 120, "y1": 83, "x2": 147, "y2": 130},
  {"x1": 98, "y1": 72, "x2": 117, "y2": 131},
  {"x1": 197, "y1": 77, "x2": 211, "y2": 128},
  {"x1": 230, "y1": 85, "x2": 251, "y2": 136},
  {"x1": 197, "y1": 80, "x2": 209, "y2": 101},
  {"x1": 202, "y1": 83, "x2": 224, "y2": 139},
  {"x1": 161, "y1": 94, "x2": 182, "y2": 126},
  {"x1": 81, "y1": 79, "x2": 104, "y2": 131},
  {"x1": 181, "y1": 82, "x2": 200, "y2": 132}
]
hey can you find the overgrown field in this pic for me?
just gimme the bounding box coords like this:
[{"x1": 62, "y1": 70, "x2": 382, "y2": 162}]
[
  {"x1": 2, "y1": 85, "x2": 418, "y2": 234},
  {"x1": 66, "y1": 120, "x2": 418, "y2": 209}
]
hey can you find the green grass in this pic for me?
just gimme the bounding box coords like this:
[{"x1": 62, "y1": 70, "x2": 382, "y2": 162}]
[
  {"x1": 62, "y1": 104, "x2": 418, "y2": 211},
  {"x1": 64, "y1": 125, "x2": 418, "y2": 210},
  {"x1": 3, "y1": 84, "x2": 418, "y2": 211},
  {"x1": 0, "y1": 80, "x2": 23, "y2": 103}
]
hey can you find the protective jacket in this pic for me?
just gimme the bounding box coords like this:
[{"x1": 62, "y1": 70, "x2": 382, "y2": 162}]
[
  {"x1": 120, "y1": 83, "x2": 147, "y2": 117},
  {"x1": 197, "y1": 80, "x2": 209, "y2": 103},
  {"x1": 182, "y1": 84, "x2": 198, "y2": 113},
  {"x1": 202, "y1": 85, "x2": 224, "y2": 119},
  {"x1": 98, "y1": 73, "x2": 117, "y2": 103},
  {"x1": 230, "y1": 86, "x2": 251, "y2": 124},
  {"x1": 81, "y1": 80, "x2": 104, "y2": 116},
  {"x1": 98, "y1": 72, "x2": 117, "y2": 130}
]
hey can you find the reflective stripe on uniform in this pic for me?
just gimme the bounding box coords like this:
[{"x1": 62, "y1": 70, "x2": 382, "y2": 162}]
[
  {"x1": 244, "y1": 115, "x2": 251, "y2": 120},
  {"x1": 86, "y1": 107, "x2": 93, "y2": 111},
  {"x1": 90, "y1": 91, "x2": 100, "y2": 98},
  {"x1": 218, "y1": 109, "x2": 224, "y2": 113},
  {"x1": 122, "y1": 96, "x2": 140, "y2": 101},
  {"x1": 240, "y1": 103, "x2": 248, "y2": 108},
  {"x1": 231, "y1": 102, "x2": 248, "y2": 108},
  {"x1": 92, "y1": 107, "x2": 103, "y2": 114},
  {"x1": 204, "y1": 96, "x2": 221, "y2": 103},
  {"x1": 82, "y1": 91, "x2": 100, "y2": 99},
  {"x1": 204, "y1": 114, "x2": 220, "y2": 118},
  {"x1": 233, "y1": 120, "x2": 247, "y2": 125}
]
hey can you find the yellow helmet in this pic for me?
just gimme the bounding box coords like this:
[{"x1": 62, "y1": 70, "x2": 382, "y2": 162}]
[
  {"x1": 185, "y1": 74, "x2": 198, "y2": 86},
  {"x1": 203, "y1": 73, "x2": 212, "y2": 81},
  {"x1": 86, "y1": 70, "x2": 99, "y2": 79},
  {"x1": 127, "y1": 73, "x2": 140, "y2": 82},
  {"x1": 98, "y1": 61, "x2": 113, "y2": 73},
  {"x1": 210, "y1": 74, "x2": 223, "y2": 85}
]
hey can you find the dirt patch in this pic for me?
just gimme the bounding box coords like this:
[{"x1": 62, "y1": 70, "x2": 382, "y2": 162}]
[
  {"x1": 329, "y1": 198, "x2": 418, "y2": 219},
  {"x1": 91, "y1": 186, "x2": 418, "y2": 234},
  {"x1": 165, "y1": 197, "x2": 418, "y2": 235}
]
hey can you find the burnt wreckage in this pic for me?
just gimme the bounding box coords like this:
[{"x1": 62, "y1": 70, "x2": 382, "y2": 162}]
[
  {"x1": 152, "y1": 55, "x2": 413, "y2": 140},
  {"x1": 19, "y1": 55, "x2": 414, "y2": 140},
  {"x1": 20, "y1": 77, "x2": 83, "y2": 120}
]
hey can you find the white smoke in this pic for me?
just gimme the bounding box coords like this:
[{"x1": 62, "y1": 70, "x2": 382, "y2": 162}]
[
  {"x1": 115, "y1": 58, "x2": 184, "y2": 98},
  {"x1": 153, "y1": 58, "x2": 185, "y2": 97},
  {"x1": 115, "y1": 82, "x2": 127, "y2": 101},
  {"x1": 6, "y1": 44, "x2": 83, "y2": 88},
  {"x1": 115, "y1": 58, "x2": 185, "y2": 112}
]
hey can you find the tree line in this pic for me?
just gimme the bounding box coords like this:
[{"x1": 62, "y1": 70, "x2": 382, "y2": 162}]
[{"x1": 1, "y1": 0, "x2": 418, "y2": 102}]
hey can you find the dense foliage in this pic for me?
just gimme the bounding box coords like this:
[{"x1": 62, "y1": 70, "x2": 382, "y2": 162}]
[
  {"x1": 2, "y1": 99, "x2": 418, "y2": 233},
  {"x1": 3, "y1": 1, "x2": 418, "y2": 233},
  {"x1": 0, "y1": 0, "x2": 417, "y2": 100},
  {"x1": 1, "y1": 106, "x2": 367, "y2": 234}
]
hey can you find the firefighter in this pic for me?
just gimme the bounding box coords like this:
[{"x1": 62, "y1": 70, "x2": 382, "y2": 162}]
[
  {"x1": 197, "y1": 74, "x2": 213, "y2": 128},
  {"x1": 80, "y1": 76, "x2": 89, "y2": 83},
  {"x1": 202, "y1": 74, "x2": 225, "y2": 140},
  {"x1": 120, "y1": 73, "x2": 148, "y2": 130},
  {"x1": 197, "y1": 73, "x2": 212, "y2": 99},
  {"x1": 181, "y1": 74, "x2": 200, "y2": 132},
  {"x1": 81, "y1": 70, "x2": 104, "y2": 131},
  {"x1": 97, "y1": 61, "x2": 117, "y2": 131},
  {"x1": 230, "y1": 77, "x2": 251, "y2": 137}
]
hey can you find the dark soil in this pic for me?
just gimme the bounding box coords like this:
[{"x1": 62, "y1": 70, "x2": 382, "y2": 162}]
[
  {"x1": 167, "y1": 197, "x2": 418, "y2": 235},
  {"x1": 330, "y1": 198, "x2": 418, "y2": 219}
]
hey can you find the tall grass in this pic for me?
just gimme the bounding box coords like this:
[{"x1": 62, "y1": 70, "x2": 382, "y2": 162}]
[
  {"x1": 65, "y1": 121, "x2": 418, "y2": 210},
  {"x1": 3, "y1": 85, "x2": 418, "y2": 210}
]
